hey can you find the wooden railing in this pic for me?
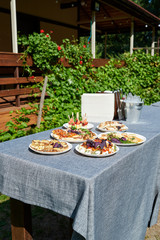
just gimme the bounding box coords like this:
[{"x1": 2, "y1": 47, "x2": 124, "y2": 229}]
[
  {"x1": 0, "y1": 52, "x2": 125, "y2": 107},
  {"x1": 0, "y1": 54, "x2": 123, "y2": 108},
  {"x1": 0, "y1": 52, "x2": 43, "y2": 107},
  {"x1": 0, "y1": 53, "x2": 126, "y2": 108},
  {"x1": 0, "y1": 53, "x2": 126, "y2": 131},
  {"x1": 133, "y1": 47, "x2": 160, "y2": 55}
]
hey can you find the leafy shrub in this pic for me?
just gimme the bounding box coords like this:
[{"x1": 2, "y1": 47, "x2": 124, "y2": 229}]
[
  {"x1": 95, "y1": 51, "x2": 160, "y2": 105},
  {"x1": 0, "y1": 31, "x2": 159, "y2": 142}
]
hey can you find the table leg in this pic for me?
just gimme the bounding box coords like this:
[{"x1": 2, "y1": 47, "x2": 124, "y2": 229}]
[
  {"x1": 69, "y1": 218, "x2": 73, "y2": 239},
  {"x1": 10, "y1": 198, "x2": 33, "y2": 240}
]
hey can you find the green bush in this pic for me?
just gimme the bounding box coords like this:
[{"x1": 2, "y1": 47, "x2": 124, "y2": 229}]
[
  {"x1": 95, "y1": 52, "x2": 160, "y2": 105},
  {"x1": 0, "y1": 31, "x2": 159, "y2": 142}
]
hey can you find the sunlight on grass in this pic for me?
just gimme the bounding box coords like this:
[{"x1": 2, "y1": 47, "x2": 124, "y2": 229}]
[
  {"x1": 0, "y1": 193, "x2": 11, "y2": 240},
  {"x1": 0, "y1": 193, "x2": 10, "y2": 203}
]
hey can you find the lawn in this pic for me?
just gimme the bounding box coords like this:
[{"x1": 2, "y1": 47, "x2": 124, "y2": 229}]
[{"x1": 0, "y1": 193, "x2": 71, "y2": 240}]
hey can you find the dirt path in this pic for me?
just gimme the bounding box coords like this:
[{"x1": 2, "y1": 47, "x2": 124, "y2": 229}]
[{"x1": 145, "y1": 209, "x2": 160, "y2": 240}]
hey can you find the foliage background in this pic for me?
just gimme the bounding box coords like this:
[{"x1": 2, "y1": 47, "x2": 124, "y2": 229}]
[
  {"x1": 0, "y1": 30, "x2": 160, "y2": 142},
  {"x1": 93, "y1": 0, "x2": 160, "y2": 58}
]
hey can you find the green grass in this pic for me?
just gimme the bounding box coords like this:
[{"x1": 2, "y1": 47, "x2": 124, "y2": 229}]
[
  {"x1": 0, "y1": 193, "x2": 159, "y2": 240},
  {"x1": 0, "y1": 193, "x2": 11, "y2": 240},
  {"x1": 0, "y1": 193, "x2": 71, "y2": 240},
  {"x1": 0, "y1": 194, "x2": 10, "y2": 203}
]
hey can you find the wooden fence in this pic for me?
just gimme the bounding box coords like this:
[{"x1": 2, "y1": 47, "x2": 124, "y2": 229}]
[
  {"x1": 0, "y1": 52, "x2": 44, "y2": 108},
  {"x1": 0, "y1": 52, "x2": 125, "y2": 130},
  {"x1": 0, "y1": 52, "x2": 126, "y2": 108}
]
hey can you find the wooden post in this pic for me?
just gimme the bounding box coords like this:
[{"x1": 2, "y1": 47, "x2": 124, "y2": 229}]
[
  {"x1": 69, "y1": 218, "x2": 73, "y2": 238},
  {"x1": 14, "y1": 66, "x2": 20, "y2": 107},
  {"x1": 104, "y1": 32, "x2": 107, "y2": 58},
  {"x1": 10, "y1": 0, "x2": 18, "y2": 53},
  {"x1": 10, "y1": 198, "x2": 33, "y2": 240},
  {"x1": 151, "y1": 26, "x2": 155, "y2": 56},
  {"x1": 91, "y1": 11, "x2": 96, "y2": 59},
  {"x1": 130, "y1": 18, "x2": 134, "y2": 55},
  {"x1": 37, "y1": 75, "x2": 48, "y2": 128},
  {"x1": 11, "y1": 0, "x2": 19, "y2": 106}
]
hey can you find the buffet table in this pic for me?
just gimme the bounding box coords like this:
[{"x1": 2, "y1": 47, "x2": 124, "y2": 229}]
[{"x1": 0, "y1": 104, "x2": 160, "y2": 240}]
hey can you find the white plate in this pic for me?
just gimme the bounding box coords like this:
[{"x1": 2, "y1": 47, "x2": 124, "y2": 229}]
[
  {"x1": 97, "y1": 121, "x2": 128, "y2": 132},
  {"x1": 98, "y1": 132, "x2": 146, "y2": 146},
  {"x1": 63, "y1": 123, "x2": 94, "y2": 130},
  {"x1": 51, "y1": 132, "x2": 97, "y2": 143},
  {"x1": 29, "y1": 141, "x2": 72, "y2": 155},
  {"x1": 75, "y1": 144, "x2": 119, "y2": 158}
]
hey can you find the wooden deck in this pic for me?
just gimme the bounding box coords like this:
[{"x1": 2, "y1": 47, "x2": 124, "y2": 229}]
[
  {"x1": 0, "y1": 96, "x2": 39, "y2": 131},
  {"x1": 0, "y1": 52, "x2": 43, "y2": 131}
]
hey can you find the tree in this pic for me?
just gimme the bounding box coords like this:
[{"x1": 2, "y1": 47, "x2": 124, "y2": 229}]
[
  {"x1": 94, "y1": 0, "x2": 160, "y2": 58},
  {"x1": 132, "y1": 0, "x2": 160, "y2": 16}
]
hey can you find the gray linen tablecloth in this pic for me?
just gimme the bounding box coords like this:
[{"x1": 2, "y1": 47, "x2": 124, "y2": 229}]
[{"x1": 0, "y1": 104, "x2": 160, "y2": 240}]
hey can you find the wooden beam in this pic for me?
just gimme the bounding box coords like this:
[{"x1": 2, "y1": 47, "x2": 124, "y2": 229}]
[
  {"x1": 0, "y1": 77, "x2": 43, "y2": 85},
  {"x1": 0, "y1": 52, "x2": 33, "y2": 67},
  {"x1": 77, "y1": 16, "x2": 131, "y2": 24},
  {"x1": 133, "y1": 47, "x2": 160, "y2": 50},
  {"x1": 10, "y1": 198, "x2": 33, "y2": 240},
  {"x1": 79, "y1": 25, "x2": 102, "y2": 33},
  {"x1": 0, "y1": 88, "x2": 41, "y2": 98}
]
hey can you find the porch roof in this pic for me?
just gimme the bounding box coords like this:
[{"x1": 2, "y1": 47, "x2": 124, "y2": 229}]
[{"x1": 76, "y1": 0, "x2": 160, "y2": 35}]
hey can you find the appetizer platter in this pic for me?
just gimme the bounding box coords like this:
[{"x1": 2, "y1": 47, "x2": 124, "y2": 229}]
[
  {"x1": 63, "y1": 122, "x2": 94, "y2": 130},
  {"x1": 63, "y1": 112, "x2": 93, "y2": 129},
  {"x1": 97, "y1": 121, "x2": 128, "y2": 132},
  {"x1": 98, "y1": 132, "x2": 146, "y2": 146},
  {"x1": 51, "y1": 128, "x2": 97, "y2": 143},
  {"x1": 29, "y1": 139, "x2": 72, "y2": 154},
  {"x1": 75, "y1": 138, "x2": 119, "y2": 157}
]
